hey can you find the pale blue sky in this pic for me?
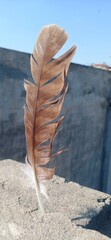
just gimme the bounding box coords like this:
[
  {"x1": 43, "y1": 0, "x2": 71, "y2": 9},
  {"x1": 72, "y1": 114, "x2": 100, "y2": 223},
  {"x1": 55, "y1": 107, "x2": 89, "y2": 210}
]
[{"x1": 0, "y1": 0, "x2": 111, "y2": 66}]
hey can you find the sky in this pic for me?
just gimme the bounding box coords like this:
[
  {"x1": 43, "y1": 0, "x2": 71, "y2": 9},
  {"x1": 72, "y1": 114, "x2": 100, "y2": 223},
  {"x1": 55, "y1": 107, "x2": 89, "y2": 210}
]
[{"x1": 0, "y1": 0, "x2": 111, "y2": 66}]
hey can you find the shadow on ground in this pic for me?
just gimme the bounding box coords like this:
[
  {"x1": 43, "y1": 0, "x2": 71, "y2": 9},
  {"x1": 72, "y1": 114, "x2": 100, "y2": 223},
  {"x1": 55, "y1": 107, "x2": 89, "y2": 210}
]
[{"x1": 72, "y1": 199, "x2": 111, "y2": 238}]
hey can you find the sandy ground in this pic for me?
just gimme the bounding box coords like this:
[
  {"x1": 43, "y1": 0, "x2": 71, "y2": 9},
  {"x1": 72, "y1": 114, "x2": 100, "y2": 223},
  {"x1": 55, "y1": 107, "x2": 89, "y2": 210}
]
[{"x1": 0, "y1": 159, "x2": 111, "y2": 240}]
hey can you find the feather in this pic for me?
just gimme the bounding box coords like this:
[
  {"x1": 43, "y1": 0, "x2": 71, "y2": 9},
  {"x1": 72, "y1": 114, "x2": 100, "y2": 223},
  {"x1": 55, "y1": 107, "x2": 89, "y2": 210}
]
[{"x1": 24, "y1": 24, "x2": 77, "y2": 213}]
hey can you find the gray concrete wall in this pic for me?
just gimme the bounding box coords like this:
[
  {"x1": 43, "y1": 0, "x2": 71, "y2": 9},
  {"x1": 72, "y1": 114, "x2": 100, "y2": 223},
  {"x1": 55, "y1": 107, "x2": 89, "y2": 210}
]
[{"x1": 0, "y1": 47, "x2": 111, "y2": 193}]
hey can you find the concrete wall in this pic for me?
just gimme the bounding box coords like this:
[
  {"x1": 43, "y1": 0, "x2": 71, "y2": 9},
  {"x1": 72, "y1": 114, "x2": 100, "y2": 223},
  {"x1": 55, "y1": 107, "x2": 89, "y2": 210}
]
[{"x1": 0, "y1": 47, "x2": 111, "y2": 193}]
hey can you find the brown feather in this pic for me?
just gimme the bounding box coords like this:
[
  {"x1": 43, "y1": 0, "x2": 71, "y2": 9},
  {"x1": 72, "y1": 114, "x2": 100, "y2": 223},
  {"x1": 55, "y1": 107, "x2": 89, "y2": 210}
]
[{"x1": 24, "y1": 24, "x2": 77, "y2": 213}]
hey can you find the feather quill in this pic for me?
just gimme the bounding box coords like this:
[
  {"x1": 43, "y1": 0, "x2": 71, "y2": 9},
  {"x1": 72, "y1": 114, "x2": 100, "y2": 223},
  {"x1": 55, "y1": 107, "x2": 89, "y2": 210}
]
[{"x1": 24, "y1": 24, "x2": 77, "y2": 213}]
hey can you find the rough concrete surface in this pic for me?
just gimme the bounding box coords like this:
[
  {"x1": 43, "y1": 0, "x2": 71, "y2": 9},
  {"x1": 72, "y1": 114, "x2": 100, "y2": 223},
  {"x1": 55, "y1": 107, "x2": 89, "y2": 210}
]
[{"x1": 0, "y1": 159, "x2": 111, "y2": 239}]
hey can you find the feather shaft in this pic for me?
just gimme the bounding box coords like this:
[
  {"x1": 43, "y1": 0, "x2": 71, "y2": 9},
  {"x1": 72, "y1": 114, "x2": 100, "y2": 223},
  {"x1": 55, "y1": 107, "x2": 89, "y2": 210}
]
[{"x1": 33, "y1": 164, "x2": 45, "y2": 214}]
